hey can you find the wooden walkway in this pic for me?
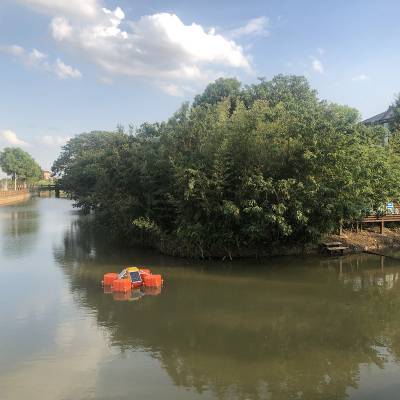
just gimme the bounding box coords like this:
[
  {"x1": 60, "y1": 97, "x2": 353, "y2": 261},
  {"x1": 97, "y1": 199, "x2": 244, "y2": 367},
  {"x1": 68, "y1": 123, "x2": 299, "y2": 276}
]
[{"x1": 362, "y1": 214, "x2": 400, "y2": 233}]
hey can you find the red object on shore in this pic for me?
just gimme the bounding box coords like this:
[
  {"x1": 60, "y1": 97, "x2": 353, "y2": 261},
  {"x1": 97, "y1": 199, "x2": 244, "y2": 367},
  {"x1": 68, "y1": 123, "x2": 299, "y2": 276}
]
[
  {"x1": 112, "y1": 279, "x2": 132, "y2": 292},
  {"x1": 103, "y1": 272, "x2": 119, "y2": 286},
  {"x1": 143, "y1": 274, "x2": 163, "y2": 288}
]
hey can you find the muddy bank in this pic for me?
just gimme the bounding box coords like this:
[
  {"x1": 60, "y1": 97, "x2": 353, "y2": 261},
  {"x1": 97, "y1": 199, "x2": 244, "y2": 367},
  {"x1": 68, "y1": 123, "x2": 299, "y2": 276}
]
[{"x1": 324, "y1": 228, "x2": 400, "y2": 254}]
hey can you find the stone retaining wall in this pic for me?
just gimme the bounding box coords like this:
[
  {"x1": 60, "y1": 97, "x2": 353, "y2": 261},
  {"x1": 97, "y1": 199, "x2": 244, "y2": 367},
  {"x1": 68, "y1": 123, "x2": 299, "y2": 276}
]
[{"x1": 0, "y1": 191, "x2": 31, "y2": 206}]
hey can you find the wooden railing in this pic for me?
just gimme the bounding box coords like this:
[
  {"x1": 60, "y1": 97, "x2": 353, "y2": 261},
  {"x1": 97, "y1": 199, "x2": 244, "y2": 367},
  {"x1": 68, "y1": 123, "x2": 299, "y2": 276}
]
[
  {"x1": 362, "y1": 213, "x2": 400, "y2": 233},
  {"x1": 363, "y1": 214, "x2": 400, "y2": 222}
]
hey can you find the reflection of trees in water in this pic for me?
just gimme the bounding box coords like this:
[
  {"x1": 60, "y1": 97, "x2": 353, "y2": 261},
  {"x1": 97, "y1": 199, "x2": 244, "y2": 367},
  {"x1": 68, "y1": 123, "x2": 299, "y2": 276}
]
[
  {"x1": 54, "y1": 220, "x2": 400, "y2": 400},
  {"x1": 53, "y1": 215, "x2": 185, "y2": 285},
  {"x1": 54, "y1": 217, "x2": 97, "y2": 264},
  {"x1": 0, "y1": 200, "x2": 40, "y2": 256}
]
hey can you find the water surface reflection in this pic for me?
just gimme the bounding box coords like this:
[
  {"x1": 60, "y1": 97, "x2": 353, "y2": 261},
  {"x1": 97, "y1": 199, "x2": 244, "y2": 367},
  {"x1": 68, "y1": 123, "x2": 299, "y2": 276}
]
[
  {"x1": 54, "y1": 206, "x2": 400, "y2": 400},
  {"x1": 2, "y1": 198, "x2": 400, "y2": 399},
  {"x1": 0, "y1": 200, "x2": 39, "y2": 256}
]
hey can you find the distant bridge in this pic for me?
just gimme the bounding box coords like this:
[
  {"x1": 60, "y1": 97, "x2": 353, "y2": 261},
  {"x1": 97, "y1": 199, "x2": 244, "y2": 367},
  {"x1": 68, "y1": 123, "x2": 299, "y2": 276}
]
[
  {"x1": 34, "y1": 184, "x2": 63, "y2": 197},
  {"x1": 36, "y1": 184, "x2": 58, "y2": 191}
]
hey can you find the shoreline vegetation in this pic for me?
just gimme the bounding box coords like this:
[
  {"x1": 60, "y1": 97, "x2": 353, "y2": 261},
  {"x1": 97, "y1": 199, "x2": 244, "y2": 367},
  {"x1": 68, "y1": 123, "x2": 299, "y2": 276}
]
[{"x1": 52, "y1": 75, "x2": 400, "y2": 259}]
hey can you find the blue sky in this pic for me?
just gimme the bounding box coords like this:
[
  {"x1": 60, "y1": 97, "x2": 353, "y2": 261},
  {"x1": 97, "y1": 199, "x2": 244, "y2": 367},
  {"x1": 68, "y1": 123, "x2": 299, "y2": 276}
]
[{"x1": 1, "y1": 0, "x2": 400, "y2": 169}]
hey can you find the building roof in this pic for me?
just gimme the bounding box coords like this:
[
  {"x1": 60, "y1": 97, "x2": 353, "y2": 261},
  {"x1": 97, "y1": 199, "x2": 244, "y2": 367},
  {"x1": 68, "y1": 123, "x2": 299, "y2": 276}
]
[{"x1": 363, "y1": 107, "x2": 395, "y2": 125}]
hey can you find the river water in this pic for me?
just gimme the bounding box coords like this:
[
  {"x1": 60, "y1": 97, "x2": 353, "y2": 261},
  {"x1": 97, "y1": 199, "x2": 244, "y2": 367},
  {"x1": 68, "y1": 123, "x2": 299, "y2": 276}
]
[{"x1": 1, "y1": 197, "x2": 400, "y2": 399}]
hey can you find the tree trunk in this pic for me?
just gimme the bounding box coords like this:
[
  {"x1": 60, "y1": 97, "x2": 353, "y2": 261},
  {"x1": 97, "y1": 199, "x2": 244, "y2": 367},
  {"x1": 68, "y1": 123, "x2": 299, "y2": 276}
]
[{"x1": 14, "y1": 174, "x2": 17, "y2": 191}]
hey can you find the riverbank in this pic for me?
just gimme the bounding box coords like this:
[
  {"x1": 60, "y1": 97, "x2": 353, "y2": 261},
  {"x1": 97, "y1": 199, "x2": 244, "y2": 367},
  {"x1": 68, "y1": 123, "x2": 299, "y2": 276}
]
[
  {"x1": 168, "y1": 228, "x2": 400, "y2": 259},
  {"x1": 157, "y1": 228, "x2": 400, "y2": 259},
  {"x1": 112, "y1": 225, "x2": 400, "y2": 259},
  {"x1": 324, "y1": 228, "x2": 400, "y2": 254},
  {"x1": 0, "y1": 191, "x2": 31, "y2": 206}
]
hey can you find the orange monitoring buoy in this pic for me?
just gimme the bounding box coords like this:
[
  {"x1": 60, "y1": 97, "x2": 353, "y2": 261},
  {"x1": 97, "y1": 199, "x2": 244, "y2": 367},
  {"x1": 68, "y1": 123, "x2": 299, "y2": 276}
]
[
  {"x1": 103, "y1": 272, "x2": 119, "y2": 286},
  {"x1": 143, "y1": 274, "x2": 163, "y2": 288},
  {"x1": 112, "y1": 279, "x2": 132, "y2": 293},
  {"x1": 102, "y1": 267, "x2": 163, "y2": 296}
]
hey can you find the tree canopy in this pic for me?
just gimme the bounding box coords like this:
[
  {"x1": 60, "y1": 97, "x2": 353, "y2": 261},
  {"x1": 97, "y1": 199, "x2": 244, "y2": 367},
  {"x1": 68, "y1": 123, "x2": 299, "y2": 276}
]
[
  {"x1": 193, "y1": 77, "x2": 241, "y2": 107},
  {"x1": 0, "y1": 147, "x2": 42, "y2": 189},
  {"x1": 52, "y1": 76, "x2": 400, "y2": 258}
]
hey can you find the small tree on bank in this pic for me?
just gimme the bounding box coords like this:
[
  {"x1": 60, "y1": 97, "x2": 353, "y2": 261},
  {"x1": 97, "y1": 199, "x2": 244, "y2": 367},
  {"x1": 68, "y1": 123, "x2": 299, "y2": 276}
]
[{"x1": 0, "y1": 147, "x2": 42, "y2": 190}]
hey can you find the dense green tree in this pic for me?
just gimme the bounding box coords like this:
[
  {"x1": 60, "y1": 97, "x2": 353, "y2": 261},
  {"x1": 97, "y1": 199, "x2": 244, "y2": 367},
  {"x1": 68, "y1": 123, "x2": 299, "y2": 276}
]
[
  {"x1": 52, "y1": 76, "x2": 400, "y2": 258},
  {"x1": 0, "y1": 147, "x2": 42, "y2": 190},
  {"x1": 193, "y1": 77, "x2": 241, "y2": 108},
  {"x1": 241, "y1": 74, "x2": 319, "y2": 108}
]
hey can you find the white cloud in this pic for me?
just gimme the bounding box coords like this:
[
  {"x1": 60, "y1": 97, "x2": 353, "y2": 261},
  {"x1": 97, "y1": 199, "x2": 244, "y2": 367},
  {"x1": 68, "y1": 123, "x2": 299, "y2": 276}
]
[
  {"x1": 36, "y1": 135, "x2": 70, "y2": 146},
  {"x1": 230, "y1": 16, "x2": 269, "y2": 38},
  {"x1": 15, "y1": 0, "x2": 101, "y2": 19},
  {"x1": 47, "y1": 6, "x2": 251, "y2": 95},
  {"x1": 51, "y1": 17, "x2": 73, "y2": 41},
  {"x1": 28, "y1": 48, "x2": 47, "y2": 64},
  {"x1": 311, "y1": 57, "x2": 324, "y2": 74},
  {"x1": 15, "y1": 1, "x2": 253, "y2": 95},
  {"x1": 352, "y1": 73, "x2": 369, "y2": 82},
  {"x1": 0, "y1": 44, "x2": 81, "y2": 79},
  {"x1": 54, "y1": 59, "x2": 82, "y2": 79},
  {"x1": 0, "y1": 130, "x2": 30, "y2": 147}
]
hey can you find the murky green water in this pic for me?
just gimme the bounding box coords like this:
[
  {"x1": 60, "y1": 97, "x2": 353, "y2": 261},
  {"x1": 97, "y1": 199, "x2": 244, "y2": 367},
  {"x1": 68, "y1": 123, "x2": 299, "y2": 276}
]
[{"x1": 2, "y1": 198, "x2": 400, "y2": 399}]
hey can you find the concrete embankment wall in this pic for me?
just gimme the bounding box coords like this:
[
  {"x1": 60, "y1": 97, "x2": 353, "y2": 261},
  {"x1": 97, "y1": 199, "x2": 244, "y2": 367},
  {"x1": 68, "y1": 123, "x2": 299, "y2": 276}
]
[{"x1": 0, "y1": 191, "x2": 31, "y2": 206}]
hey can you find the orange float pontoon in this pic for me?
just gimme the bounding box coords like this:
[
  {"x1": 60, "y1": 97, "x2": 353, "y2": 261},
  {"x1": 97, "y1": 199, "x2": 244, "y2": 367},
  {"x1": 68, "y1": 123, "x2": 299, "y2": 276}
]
[
  {"x1": 143, "y1": 274, "x2": 163, "y2": 288},
  {"x1": 112, "y1": 278, "x2": 132, "y2": 292},
  {"x1": 103, "y1": 272, "x2": 119, "y2": 286}
]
